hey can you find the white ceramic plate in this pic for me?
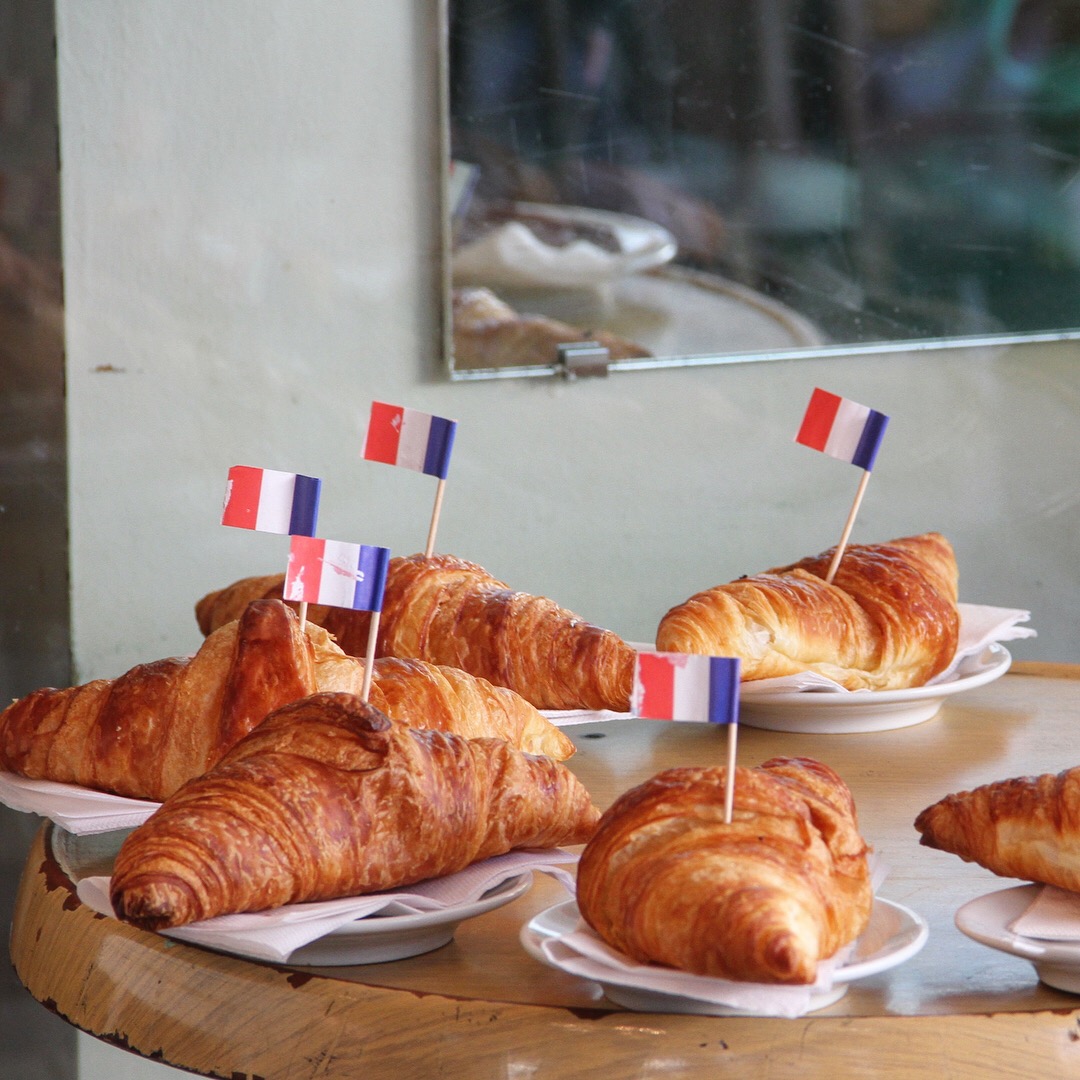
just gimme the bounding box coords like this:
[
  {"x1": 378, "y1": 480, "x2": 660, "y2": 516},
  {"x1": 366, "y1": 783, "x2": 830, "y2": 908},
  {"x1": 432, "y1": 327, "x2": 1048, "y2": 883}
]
[
  {"x1": 520, "y1": 895, "x2": 927, "y2": 1015},
  {"x1": 955, "y1": 885, "x2": 1080, "y2": 993},
  {"x1": 739, "y1": 645, "x2": 1012, "y2": 734},
  {"x1": 281, "y1": 874, "x2": 533, "y2": 966}
]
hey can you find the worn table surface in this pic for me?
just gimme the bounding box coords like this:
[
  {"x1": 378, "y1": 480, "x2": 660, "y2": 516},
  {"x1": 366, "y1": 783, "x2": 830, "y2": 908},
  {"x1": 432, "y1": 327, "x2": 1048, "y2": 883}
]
[{"x1": 12, "y1": 662, "x2": 1080, "y2": 1078}]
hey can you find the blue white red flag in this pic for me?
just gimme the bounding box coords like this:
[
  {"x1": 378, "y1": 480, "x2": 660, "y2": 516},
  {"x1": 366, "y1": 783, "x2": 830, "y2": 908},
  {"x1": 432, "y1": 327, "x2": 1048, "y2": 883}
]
[
  {"x1": 795, "y1": 388, "x2": 889, "y2": 471},
  {"x1": 221, "y1": 466, "x2": 321, "y2": 536},
  {"x1": 362, "y1": 402, "x2": 457, "y2": 480},
  {"x1": 284, "y1": 537, "x2": 390, "y2": 612},
  {"x1": 632, "y1": 652, "x2": 740, "y2": 725}
]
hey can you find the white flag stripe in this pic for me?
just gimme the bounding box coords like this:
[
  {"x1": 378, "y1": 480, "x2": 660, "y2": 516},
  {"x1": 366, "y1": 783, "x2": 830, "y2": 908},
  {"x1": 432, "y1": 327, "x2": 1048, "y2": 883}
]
[
  {"x1": 254, "y1": 470, "x2": 296, "y2": 533},
  {"x1": 396, "y1": 410, "x2": 433, "y2": 473},
  {"x1": 823, "y1": 398, "x2": 870, "y2": 463},
  {"x1": 672, "y1": 654, "x2": 713, "y2": 723},
  {"x1": 318, "y1": 539, "x2": 361, "y2": 609}
]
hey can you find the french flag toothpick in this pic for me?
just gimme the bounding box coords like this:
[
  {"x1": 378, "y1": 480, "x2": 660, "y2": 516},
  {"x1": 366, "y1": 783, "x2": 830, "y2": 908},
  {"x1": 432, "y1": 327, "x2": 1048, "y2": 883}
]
[
  {"x1": 795, "y1": 388, "x2": 889, "y2": 472},
  {"x1": 285, "y1": 537, "x2": 391, "y2": 701},
  {"x1": 795, "y1": 388, "x2": 890, "y2": 583},
  {"x1": 285, "y1": 537, "x2": 390, "y2": 613},
  {"x1": 362, "y1": 402, "x2": 457, "y2": 557},
  {"x1": 633, "y1": 652, "x2": 741, "y2": 822},
  {"x1": 221, "y1": 465, "x2": 322, "y2": 537}
]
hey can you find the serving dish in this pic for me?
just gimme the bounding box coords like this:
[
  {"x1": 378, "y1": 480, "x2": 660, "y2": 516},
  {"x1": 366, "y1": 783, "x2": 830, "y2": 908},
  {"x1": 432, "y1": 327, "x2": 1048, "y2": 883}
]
[
  {"x1": 520, "y1": 895, "x2": 928, "y2": 1016},
  {"x1": 955, "y1": 884, "x2": 1080, "y2": 994},
  {"x1": 282, "y1": 873, "x2": 533, "y2": 966},
  {"x1": 452, "y1": 202, "x2": 678, "y2": 290},
  {"x1": 739, "y1": 644, "x2": 1012, "y2": 734}
]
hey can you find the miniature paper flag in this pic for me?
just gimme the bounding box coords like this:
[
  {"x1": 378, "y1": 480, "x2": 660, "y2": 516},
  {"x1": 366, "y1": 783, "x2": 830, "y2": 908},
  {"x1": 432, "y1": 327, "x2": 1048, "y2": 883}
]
[
  {"x1": 221, "y1": 466, "x2": 321, "y2": 536},
  {"x1": 363, "y1": 402, "x2": 457, "y2": 480},
  {"x1": 633, "y1": 652, "x2": 740, "y2": 725},
  {"x1": 284, "y1": 537, "x2": 390, "y2": 612},
  {"x1": 795, "y1": 388, "x2": 889, "y2": 471}
]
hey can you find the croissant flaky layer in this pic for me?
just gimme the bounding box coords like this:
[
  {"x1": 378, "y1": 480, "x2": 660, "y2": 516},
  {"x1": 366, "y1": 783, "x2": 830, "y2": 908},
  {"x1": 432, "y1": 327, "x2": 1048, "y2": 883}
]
[
  {"x1": 110, "y1": 693, "x2": 601, "y2": 930},
  {"x1": 915, "y1": 768, "x2": 1080, "y2": 890},
  {"x1": 196, "y1": 553, "x2": 635, "y2": 711},
  {"x1": 576, "y1": 757, "x2": 872, "y2": 984},
  {"x1": 0, "y1": 600, "x2": 573, "y2": 800},
  {"x1": 656, "y1": 532, "x2": 960, "y2": 691}
]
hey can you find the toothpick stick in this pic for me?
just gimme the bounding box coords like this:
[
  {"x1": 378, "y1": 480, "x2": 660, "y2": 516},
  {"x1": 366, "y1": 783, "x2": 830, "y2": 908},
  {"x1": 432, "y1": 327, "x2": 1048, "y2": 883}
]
[
  {"x1": 359, "y1": 610, "x2": 381, "y2": 702},
  {"x1": 724, "y1": 722, "x2": 738, "y2": 824},
  {"x1": 298, "y1": 600, "x2": 309, "y2": 634},
  {"x1": 424, "y1": 478, "x2": 447, "y2": 558},
  {"x1": 825, "y1": 469, "x2": 872, "y2": 583}
]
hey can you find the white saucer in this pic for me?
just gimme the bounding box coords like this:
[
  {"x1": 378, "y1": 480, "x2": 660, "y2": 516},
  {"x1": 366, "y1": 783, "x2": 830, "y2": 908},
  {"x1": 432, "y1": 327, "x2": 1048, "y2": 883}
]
[
  {"x1": 276, "y1": 874, "x2": 533, "y2": 966},
  {"x1": 520, "y1": 895, "x2": 927, "y2": 1015},
  {"x1": 955, "y1": 885, "x2": 1080, "y2": 993},
  {"x1": 739, "y1": 645, "x2": 1011, "y2": 734}
]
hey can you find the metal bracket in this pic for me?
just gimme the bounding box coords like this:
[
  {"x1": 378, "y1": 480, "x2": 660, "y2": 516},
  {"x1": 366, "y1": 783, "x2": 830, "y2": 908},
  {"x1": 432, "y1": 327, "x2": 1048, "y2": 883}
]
[{"x1": 557, "y1": 341, "x2": 611, "y2": 380}]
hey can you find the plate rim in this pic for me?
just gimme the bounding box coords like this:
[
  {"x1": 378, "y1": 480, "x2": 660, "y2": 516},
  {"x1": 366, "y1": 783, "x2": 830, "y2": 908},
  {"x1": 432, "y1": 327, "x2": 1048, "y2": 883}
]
[
  {"x1": 522, "y1": 894, "x2": 927, "y2": 989},
  {"x1": 741, "y1": 643, "x2": 1011, "y2": 711},
  {"x1": 954, "y1": 883, "x2": 1080, "y2": 961},
  {"x1": 325, "y1": 871, "x2": 534, "y2": 940}
]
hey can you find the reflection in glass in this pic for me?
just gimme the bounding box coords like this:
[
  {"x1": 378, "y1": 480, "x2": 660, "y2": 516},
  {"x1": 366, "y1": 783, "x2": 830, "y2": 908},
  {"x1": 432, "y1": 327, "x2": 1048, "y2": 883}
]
[{"x1": 448, "y1": 1, "x2": 1080, "y2": 373}]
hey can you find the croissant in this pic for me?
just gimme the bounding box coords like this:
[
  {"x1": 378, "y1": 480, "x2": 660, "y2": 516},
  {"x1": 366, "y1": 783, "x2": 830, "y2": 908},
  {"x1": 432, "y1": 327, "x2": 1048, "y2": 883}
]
[
  {"x1": 196, "y1": 553, "x2": 635, "y2": 711},
  {"x1": 110, "y1": 692, "x2": 601, "y2": 930},
  {"x1": 576, "y1": 756, "x2": 872, "y2": 984},
  {"x1": 915, "y1": 768, "x2": 1080, "y2": 890},
  {"x1": 656, "y1": 532, "x2": 959, "y2": 691},
  {"x1": 0, "y1": 600, "x2": 573, "y2": 801}
]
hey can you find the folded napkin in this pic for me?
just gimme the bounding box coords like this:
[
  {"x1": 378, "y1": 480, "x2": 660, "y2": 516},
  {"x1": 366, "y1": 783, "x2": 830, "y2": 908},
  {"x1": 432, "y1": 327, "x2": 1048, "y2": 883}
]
[
  {"x1": 0, "y1": 771, "x2": 158, "y2": 834},
  {"x1": 77, "y1": 848, "x2": 578, "y2": 964},
  {"x1": 1008, "y1": 885, "x2": 1080, "y2": 940},
  {"x1": 539, "y1": 918, "x2": 850, "y2": 1018}
]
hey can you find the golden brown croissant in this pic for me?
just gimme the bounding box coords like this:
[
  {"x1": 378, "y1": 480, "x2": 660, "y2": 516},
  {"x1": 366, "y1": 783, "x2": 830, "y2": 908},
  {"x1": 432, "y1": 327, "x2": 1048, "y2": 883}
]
[
  {"x1": 0, "y1": 599, "x2": 321, "y2": 801},
  {"x1": 656, "y1": 532, "x2": 960, "y2": 691},
  {"x1": 0, "y1": 600, "x2": 573, "y2": 800},
  {"x1": 196, "y1": 553, "x2": 635, "y2": 711},
  {"x1": 576, "y1": 756, "x2": 872, "y2": 984},
  {"x1": 110, "y1": 692, "x2": 601, "y2": 930},
  {"x1": 915, "y1": 768, "x2": 1080, "y2": 890}
]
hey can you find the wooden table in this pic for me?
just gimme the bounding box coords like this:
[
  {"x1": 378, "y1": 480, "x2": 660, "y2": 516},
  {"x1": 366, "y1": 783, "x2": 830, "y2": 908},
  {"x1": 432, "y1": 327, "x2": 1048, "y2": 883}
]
[{"x1": 11, "y1": 663, "x2": 1080, "y2": 1078}]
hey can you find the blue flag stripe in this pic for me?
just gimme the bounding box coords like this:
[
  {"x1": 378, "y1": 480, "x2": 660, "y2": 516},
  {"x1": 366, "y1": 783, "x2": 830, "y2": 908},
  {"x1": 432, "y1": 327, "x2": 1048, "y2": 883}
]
[
  {"x1": 352, "y1": 545, "x2": 391, "y2": 611},
  {"x1": 288, "y1": 474, "x2": 323, "y2": 537},
  {"x1": 422, "y1": 417, "x2": 458, "y2": 479},
  {"x1": 851, "y1": 410, "x2": 889, "y2": 471},
  {"x1": 707, "y1": 656, "x2": 741, "y2": 725}
]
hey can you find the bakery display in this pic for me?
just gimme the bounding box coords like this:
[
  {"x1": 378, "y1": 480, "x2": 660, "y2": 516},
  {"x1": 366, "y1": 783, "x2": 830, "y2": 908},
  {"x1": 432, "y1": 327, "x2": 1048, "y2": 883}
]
[
  {"x1": 0, "y1": 599, "x2": 573, "y2": 801},
  {"x1": 916, "y1": 767, "x2": 1080, "y2": 890},
  {"x1": 196, "y1": 553, "x2": 635, "y2": 712},
  {"x1": 656, "y1": 532, "x2": 960, "y2": 691},
  {"x1": 110, "y1": 692, "x2": 601, "y2": 930},
  {"x1": 575, "y1": 756, "x2": 872, "y2": 984}
]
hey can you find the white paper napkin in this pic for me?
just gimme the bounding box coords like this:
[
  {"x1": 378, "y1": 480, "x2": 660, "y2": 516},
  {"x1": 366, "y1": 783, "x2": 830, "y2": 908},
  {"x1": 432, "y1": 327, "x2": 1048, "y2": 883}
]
[
  {"x1": 1008, "y1": 885, "x2": 1080, "y2": 940},
  {"x1": 0, "y1": 771, "x2": 158, "y2": 833},
  {"x1": 539, "y1": 919, "x2": 850, "y2": 1018},
  {"x1": 77, "y1": 848, "x2": 580, "y2": 964}
]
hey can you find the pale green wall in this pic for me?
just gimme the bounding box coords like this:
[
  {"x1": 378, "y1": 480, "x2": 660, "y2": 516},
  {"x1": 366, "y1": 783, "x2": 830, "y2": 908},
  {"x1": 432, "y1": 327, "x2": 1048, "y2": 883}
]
[{"x1": 54, "y1": 3, "x2": 1077, "y2": 1071}]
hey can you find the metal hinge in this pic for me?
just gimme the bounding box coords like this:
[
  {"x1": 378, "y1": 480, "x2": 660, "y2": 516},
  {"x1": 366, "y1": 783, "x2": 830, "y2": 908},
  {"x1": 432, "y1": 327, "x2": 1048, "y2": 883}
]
[{"x1": 557, "y1": 341, "x2": 611, "y2": 380}]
